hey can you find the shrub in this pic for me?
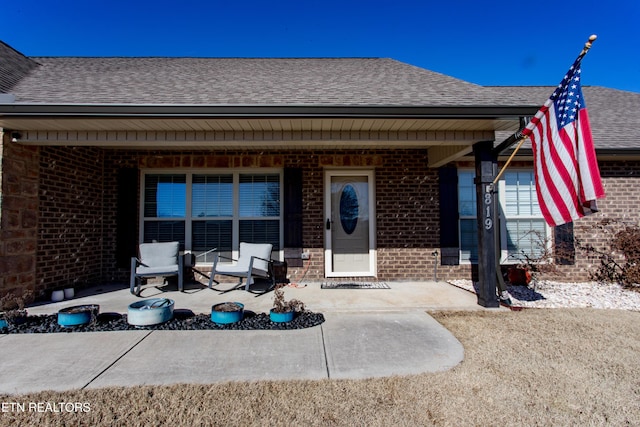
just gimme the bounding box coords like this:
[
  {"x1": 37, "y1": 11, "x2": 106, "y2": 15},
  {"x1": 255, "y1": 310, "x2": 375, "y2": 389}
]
[
  {"x1": 508, "y1": 230, "x2": 573, "y2": 285},
  {"x1": 272, "y1": 284, "x2": 305, "y2": 313},
  {"x1": 0, "y1": 289, "x2": 34, "y2": 324},
  {"x1": 577, "y1": 219, "x2": 640, "y2": 290}
]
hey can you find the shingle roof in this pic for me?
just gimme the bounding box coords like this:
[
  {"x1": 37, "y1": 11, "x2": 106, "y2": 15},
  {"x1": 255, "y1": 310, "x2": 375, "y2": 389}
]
[
  {"x1": 0, "y1": 42, "x2": 38, "y2": 93},
  {"x1": 1, "y1": 42, "x2": 638, "y2": 151},
  {"x1": 492, "y1": 86, "x2": 640, "y2": 150},
  {"x1": 6, "y1": 56, "x2": 531, "y2": 107}
]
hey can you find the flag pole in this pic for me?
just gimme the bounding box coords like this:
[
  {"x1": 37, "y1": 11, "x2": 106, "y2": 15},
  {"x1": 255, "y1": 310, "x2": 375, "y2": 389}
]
[
  {"x1": 491, "y1": 34, "x2": 598, "y2": 186},
  {"x1": 493, "y1": 136, "x2": 528, "y2": 185}
]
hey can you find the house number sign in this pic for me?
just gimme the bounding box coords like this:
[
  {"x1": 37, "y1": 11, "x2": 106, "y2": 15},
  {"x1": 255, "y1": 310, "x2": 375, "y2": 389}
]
[{"x1": 484, "y1": 184, "x2": 493, "y2": 230}]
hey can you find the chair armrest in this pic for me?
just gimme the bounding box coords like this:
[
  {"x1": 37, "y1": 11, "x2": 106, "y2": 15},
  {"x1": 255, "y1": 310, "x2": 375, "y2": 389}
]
[
  {"x1": 248, "y1": 256, "x2": 274, "y2": 276},
  {"x1": 194, "y1": 247, "x2": 218, "y2": 259},
  {"x1": 194, "y1": 247, "x2": 237, "y2": 263},
  {"x1": 131, "y1": 257, "x2": 149, "y2": 268}
]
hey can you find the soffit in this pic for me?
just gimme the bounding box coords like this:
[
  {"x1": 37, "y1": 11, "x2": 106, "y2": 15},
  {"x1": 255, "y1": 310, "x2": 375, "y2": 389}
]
[
  {"x1": 1, "y1": 107, "x2": 527, "y2": 166},
  {"x1": 0, "y1": 116, "x2": 518, "y2": 133}
]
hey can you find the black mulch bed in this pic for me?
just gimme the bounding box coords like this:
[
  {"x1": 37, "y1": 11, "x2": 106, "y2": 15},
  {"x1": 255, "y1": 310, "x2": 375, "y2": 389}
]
[{"x1": 1, "y1": 310, "x2": 325, "y2": 334}]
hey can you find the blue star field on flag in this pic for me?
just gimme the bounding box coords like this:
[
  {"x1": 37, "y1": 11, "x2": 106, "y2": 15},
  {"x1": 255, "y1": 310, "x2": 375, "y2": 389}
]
[{"x1": 551, "y1": 66, "x2": 585, "y2": 128}]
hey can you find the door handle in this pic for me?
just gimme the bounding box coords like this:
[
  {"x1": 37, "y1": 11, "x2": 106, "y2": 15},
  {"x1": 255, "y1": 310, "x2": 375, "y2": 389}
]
[{"x1": 326, "y1": 218, "x2": 331, "y2": 230}]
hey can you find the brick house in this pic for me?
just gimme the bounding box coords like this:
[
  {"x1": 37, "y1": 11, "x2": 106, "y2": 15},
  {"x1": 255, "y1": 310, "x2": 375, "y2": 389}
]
[{"x1": 1, "y1": 40, "x2": 639, "y2": 301}]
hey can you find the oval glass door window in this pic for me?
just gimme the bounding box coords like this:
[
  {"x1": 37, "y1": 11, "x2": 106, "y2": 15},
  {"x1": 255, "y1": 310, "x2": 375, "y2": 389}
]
[{"x1": 339, "y1": 184, "x2": 359, "y2": 234}]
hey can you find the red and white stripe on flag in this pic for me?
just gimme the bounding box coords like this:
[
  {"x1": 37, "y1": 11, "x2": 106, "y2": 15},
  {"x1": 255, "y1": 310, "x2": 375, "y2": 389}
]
[{"x1": 523, "y1": 66, "x2": 605, "y2": 227}]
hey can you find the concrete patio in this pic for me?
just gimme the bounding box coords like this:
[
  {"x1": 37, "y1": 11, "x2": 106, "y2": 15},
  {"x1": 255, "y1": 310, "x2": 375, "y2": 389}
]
[
  {"x1": 26, "y1": 280, "x2": 481, "y2": 316},
  {"x1": 0, "y1": 281, "x2": 483, "y2": 395}
]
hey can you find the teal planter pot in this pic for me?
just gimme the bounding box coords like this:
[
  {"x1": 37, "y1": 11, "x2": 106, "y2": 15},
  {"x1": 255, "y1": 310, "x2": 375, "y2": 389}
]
[
  {"x1": 128, "y1": 298, "x2": 174, "y2": 326},
  {"x1": 269, "y1": 309, "x2": 294, "y2": 323},
  {"x1": 57, "y1": 304, "x2": 100, "y2": 327},
  {"x1": 211, "y1": 302, "x2": 244, "y2": 324},
  {"x1": 0, "y1": 315, "x2": 27, "y2": 327}
]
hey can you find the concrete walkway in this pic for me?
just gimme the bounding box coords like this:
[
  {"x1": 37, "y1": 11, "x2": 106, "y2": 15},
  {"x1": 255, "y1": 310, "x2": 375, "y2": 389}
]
[{"x1": 0, "y1": 281, "x2": 479, "y2": 395}]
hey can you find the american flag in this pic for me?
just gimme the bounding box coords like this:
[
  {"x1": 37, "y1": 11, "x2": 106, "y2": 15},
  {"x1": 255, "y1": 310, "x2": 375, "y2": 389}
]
[{"x1": 521, "y1": 61, "x2": 605, "y2": 227}]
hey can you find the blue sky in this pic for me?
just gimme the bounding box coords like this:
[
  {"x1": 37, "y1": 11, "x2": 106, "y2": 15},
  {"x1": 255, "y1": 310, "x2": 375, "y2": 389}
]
[{"x1": 2, "y1": 0, "x2": 638, "y2": 92}]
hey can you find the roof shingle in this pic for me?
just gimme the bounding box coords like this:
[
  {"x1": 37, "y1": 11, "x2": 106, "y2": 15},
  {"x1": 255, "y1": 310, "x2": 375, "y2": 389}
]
[
  {"x1": 492, "y1": 86, "x2": 640, "y2": 150},
  {"x1": 7, "y1": 56, "x2": 531, "y2": 107},
  {"x1": 0, "y1": 41, "x2": 39, "y2": 93},
  {"x1": 1, "y1": 42, "x2": 638, "y2": 151}
]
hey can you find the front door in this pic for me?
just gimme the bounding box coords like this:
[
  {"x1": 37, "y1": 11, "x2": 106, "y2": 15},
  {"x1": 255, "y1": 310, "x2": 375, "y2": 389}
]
[{"x1": 324, "y1": 170, "x2": 376, "y2": 277}]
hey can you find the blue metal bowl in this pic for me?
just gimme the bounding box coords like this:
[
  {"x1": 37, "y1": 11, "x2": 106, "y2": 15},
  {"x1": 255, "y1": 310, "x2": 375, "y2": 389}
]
[
  {"x1": 57, "y1": 304, "x2": 100, "y2": 327},
  {"x1": 211, "y1": 302, "x2": 244, "y2": 324},
  {"x1": 269, "y1": 309, "x2": 295, "y2": 323}
]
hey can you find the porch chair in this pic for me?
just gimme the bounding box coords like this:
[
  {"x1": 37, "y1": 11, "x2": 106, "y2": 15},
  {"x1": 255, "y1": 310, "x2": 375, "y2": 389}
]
[
  {"x1": 130, "y1": 241, "x2": 184, "y2": 295},
  {"x1": 208, "y1": 242, "x2": 276, "y2": 294}
]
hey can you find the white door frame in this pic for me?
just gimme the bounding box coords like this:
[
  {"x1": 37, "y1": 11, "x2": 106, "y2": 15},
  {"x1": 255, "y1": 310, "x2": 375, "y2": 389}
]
[{"x1": 324, "y1": 169, "x2": 377, "y2": 277}]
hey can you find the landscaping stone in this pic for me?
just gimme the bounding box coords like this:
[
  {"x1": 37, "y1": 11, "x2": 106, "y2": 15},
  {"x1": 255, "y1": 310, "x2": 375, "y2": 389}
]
[{"x1": 0, "y1": 310, "x2": 325, "y2": 334}]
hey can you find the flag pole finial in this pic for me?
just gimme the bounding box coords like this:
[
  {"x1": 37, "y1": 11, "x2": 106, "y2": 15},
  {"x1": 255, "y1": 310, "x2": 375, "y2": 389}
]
[{"x1": 580, "y1": 34, "x2": 598, "y2": 57}]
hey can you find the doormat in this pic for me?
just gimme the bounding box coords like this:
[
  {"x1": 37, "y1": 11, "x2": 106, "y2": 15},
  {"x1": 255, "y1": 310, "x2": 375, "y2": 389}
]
[{"x1": 321, "y1": 282, "x2": 390, "y2": 289}]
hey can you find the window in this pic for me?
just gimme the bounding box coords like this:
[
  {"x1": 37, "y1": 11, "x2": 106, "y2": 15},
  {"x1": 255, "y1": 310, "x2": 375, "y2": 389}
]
[
  {"x1": 191, "y1": 174, "x2": 234, "y2": 262},
  {"x1": 239, "y1": 174, "x2": 281, "y2": 247},
  {"x1": 143, "y1": 174, "x2": 186, "y2": 245},
  {"x1": 501, "y1": 171, "x2": 547, "y2": 262},
  {"x1": 141, "y1": 171, "x2": 282, "y2": 263},
  {"x1": 458, "y1": 170, "x2": 548, "y2": 264},
  {"x1": 458, "y1": 172, "x2": 478, "y2": 263}
]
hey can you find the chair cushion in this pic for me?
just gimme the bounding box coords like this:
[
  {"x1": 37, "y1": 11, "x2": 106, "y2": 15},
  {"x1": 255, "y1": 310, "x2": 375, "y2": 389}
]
[
  {"x1": 139, "y1": 242, "x2": 179, "y2": 267},
  {"x1": 215, "y1": 264, "x2": 268, "y2": 278},
  {"x1": 238, "y1": 242, "x2": 273, "y2": 272},
  {"x1": 136, "y1": 265, "x2": 179, "y2": 276}
]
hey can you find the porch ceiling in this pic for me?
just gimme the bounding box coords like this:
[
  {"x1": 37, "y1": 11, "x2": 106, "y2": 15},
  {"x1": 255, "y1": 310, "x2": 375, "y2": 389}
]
[
  {"x1": 0, "y1": 117, "x2": 518, "y2": 133},
  {"x1": 0, "y1": 104, "x2": 535, "y2": 167},
  {"x1": 1, "y1": 116, "x2": 519, "y2": 133}
]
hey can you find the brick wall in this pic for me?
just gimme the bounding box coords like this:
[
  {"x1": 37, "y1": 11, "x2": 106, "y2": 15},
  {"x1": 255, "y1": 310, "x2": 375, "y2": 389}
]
[
  {"x1": 375, "y1": 151, "x2": 440, "y2": 278},
  {"x1": 436, "y1": 159, "x2": 640, "y2": 282},
  {"x1": 597, "y1": 160, "x2": 640, "y2": 219},
  {"x1": 0, "y1": 133, "x2": 39, "y2": 294},
  {"x1": 557, "y1": 160, "x2": 640, "y2": 278},
  {"x1": 37, "y1": 146, "x2": 104, "y2": 292},
  {"x1": 98, "y1": 151, "x2": 640, "y2": 283},
  {"x1": 4, "y1": 145, "x2": 639, "y2": 296},
  {"x1": 101, "y1": 149, "x2": 444, "y2": 282}
]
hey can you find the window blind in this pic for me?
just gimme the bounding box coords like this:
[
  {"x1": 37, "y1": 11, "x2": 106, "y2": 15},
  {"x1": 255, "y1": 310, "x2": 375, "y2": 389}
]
[{"x1": 192, "y1": 174, "x2": 233, "y2": 218}]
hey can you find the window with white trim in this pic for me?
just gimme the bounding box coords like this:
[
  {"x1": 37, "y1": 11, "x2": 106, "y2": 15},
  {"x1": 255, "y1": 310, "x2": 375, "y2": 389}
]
[
  {"x1": 458, "y1": 171, "x2": 478, "y2": 263},
  {"x1": 500, "y1": 171, "x2": 547, "y2": 262},
  {"x1": 141, "y1": 170, "x2": 282, "y2": 263},
  {"x1": 458, "y1": 170, "x2": 548, "y2": 264}
]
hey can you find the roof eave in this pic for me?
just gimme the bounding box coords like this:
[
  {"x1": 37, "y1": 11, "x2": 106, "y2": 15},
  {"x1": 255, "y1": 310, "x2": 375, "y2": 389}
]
[
  {"x1": 499, "y1": 147, "x2": 640, "y2": 159},
  {"x1": 0, "y1": 103, "x2": 540, "y2": 119}
]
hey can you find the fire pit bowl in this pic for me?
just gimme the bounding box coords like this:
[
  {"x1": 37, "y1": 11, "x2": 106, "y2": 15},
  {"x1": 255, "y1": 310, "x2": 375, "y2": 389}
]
[{"x1": 127, "y1": 298, "x2": 174, "y2": 326}]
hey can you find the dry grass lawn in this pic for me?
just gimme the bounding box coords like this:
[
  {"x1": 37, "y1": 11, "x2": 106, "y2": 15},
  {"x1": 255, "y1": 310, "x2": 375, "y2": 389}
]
[{"x1": 2, "y1": 308, "x2": 639, "y2": 426}]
